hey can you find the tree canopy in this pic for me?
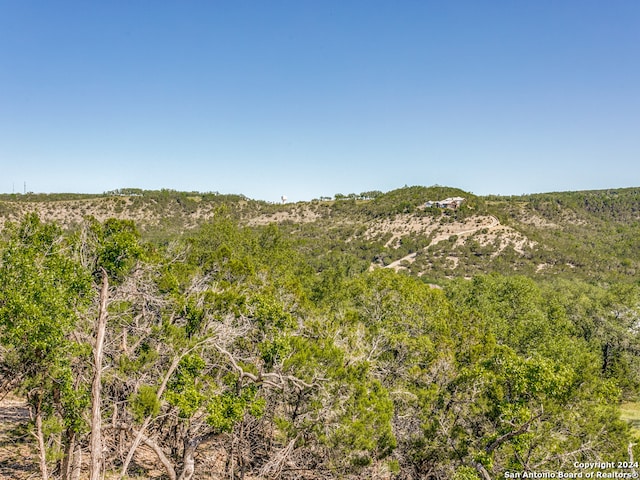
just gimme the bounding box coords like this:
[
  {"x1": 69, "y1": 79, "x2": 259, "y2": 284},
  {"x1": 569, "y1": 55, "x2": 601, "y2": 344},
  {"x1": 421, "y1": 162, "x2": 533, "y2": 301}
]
[{"x1": 0, "y1": 204, "x2": 639, "y2": 479}]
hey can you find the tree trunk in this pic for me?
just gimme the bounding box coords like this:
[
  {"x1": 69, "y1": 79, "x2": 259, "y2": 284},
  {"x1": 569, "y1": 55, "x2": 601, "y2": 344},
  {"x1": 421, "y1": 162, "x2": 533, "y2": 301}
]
[
  {"x1": 226, "y1": 433, "x2": 235, "y2": 479},
  {"x1": 177, "y1": 438, "x2": 199, "y2": 480},
  {"x1": 135, "y1": 429, "x2": 177, "y2": 480},
  {"x1": 90, "y1": 269, "x2": 109, "y2": 480},
  {"x1": 33, "y1": 398, "x2": 49, "y2": 480},
  {"x1": 71, "y1": 442, "x2": 82, "y2": 480},
  {"x1": 472, "y1": 461, "x2": 493, "y2": 480},
  {"x1": 60, "y1": 429, "x2": 76, "y2": 480}
]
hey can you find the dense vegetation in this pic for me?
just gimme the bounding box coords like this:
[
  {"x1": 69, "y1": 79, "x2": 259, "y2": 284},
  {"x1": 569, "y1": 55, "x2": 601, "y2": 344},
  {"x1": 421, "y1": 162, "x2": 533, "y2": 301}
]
[{"x1": 1, "y1": 186, "x2": 639, "y2": 479}]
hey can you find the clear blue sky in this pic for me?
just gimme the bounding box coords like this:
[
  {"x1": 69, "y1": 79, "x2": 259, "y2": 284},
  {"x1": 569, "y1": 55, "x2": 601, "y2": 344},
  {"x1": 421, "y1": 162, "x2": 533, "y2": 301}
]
[{"x1": 1, "y1": 1, "x2": 639, "y2": 202}]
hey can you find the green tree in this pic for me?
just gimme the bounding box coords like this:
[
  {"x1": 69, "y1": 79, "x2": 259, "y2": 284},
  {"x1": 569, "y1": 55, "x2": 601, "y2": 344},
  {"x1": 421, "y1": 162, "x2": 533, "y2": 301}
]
[{"x1": 0, "y1": 215, "x2": 92, "y2": 479}]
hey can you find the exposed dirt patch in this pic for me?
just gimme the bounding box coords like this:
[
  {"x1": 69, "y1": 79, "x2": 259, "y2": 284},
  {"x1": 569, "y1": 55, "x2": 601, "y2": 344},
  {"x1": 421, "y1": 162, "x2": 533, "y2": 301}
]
[
  {"x1": 379, "y1": 216, "x2": 490, "y2": 269},
  {"x1": 376, "y1": 214, "x2": 536, "y2": 273},
  {"x1": 0, "y1": 394, "x2": 36, "y2": 480},
  {"x1": 426, "y1": 216, "x2": 499, "y2": 246},
  {"x1": 246, "y1": 206, "x2": 322, "y2": 226},
  {"x1": 517, "y1": 213, "x2": 559, "y2": 228},
  {"x1": 472, "y1": 224, "x2": 536, "y2": 256},
  {"x1": 363, "y1": 214, "x2": 438, "y2": 247}
]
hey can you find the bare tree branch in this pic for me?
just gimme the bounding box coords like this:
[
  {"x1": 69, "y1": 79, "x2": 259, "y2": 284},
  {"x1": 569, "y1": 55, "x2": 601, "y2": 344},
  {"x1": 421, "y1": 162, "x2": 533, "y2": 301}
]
[{"x1": 90, "y1": 268, "x2": 109, "y2": 480}]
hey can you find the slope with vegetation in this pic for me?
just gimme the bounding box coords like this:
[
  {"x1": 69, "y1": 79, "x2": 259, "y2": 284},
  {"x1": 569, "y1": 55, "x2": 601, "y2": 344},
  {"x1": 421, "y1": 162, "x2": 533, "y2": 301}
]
[{"x1": 0, "y1": 186, "x2": 639, "y2": 479}]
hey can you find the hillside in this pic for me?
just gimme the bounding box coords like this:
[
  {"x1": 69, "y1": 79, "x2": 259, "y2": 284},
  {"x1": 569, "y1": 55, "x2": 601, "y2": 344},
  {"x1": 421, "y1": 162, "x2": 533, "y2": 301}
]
[{"x1": 2, "y1": 185, "x2": 639, "y2": 283}]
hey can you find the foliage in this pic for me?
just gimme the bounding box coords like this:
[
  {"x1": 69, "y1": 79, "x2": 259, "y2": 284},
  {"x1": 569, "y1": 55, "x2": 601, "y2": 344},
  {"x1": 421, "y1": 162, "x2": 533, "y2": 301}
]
[{"x1": 1, "y1": 187, "x2": 640, "y2": 479}]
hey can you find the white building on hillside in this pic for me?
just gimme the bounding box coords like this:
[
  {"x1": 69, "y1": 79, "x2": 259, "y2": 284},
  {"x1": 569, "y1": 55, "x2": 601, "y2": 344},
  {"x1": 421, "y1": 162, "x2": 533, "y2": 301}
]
[{"x1": 426, "y1": 197, "x2": 465, "y2": 209}]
